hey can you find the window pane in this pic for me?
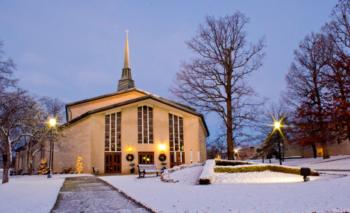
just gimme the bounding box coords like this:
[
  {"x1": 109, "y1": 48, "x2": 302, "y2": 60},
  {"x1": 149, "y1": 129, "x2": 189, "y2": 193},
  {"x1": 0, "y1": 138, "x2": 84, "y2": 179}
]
[
  {"x1": 169, "y1": 114, "x2": 174, "y2": 151},
  {"x1": 111, "y1": 113, "x2": 116, "y2": 151},
  {"x1": 137, "y1": 107, "x2": 142, "y2": 144},
  {"x1": 143, "y1": 106, "x2": 148, "y2": 143},
  {"x1": 179, "y1": 117, "x2": 184, "y2": 151},
  {"x1": 105, "y1": 115, "x2": 110, "y2": 151},
  {"x1": 117, "y1": 112, "x2": 121, "y2": 151},
  {"x1": 149, "y1": 107, "x2": 153, "y2": 143},
  {"x1": 174, "y1": 115, "x2": 179, "y2": 151}
]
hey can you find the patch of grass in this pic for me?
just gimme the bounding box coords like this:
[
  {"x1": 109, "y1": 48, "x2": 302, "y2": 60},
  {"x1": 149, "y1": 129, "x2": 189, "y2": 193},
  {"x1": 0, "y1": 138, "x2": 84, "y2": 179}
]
[{"x1": 214, "y1": 165, "x2": 319, "y2": 176}]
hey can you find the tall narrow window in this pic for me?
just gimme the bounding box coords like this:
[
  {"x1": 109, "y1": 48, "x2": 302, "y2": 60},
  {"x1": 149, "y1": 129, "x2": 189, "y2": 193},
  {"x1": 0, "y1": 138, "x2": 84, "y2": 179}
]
[
  {"x1": 105, "y1": 112, "x2": 122, "y2": 152},
  {"x1": 169, "y1": 113, "x2": 185, "y2": 167},
  {"x1": 137, "y1": 106, "x2": 153, "y2": 144},
  {"x1": 116, "y1": 112, "x2": 121, "y2": 151},
  {"x1": 105, "y1": 115, "x2": 110, "y2": 151}
]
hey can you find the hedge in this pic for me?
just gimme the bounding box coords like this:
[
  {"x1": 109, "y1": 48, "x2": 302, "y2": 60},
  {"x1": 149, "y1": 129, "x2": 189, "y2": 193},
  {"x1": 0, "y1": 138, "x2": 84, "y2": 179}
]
[
  {"x1": 214, "y1": 164, "x2": 319, "y2": 176},
  {"x1": 215, "y1": 160, "x2": 252, "y2": 166}
]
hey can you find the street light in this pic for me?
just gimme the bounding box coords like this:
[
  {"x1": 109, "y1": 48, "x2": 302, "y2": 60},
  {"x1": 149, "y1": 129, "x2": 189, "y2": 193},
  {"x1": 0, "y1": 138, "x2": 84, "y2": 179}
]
[
  {"x1": 272, "y1": 117, "x2": 284, "y2": 165},
  {"x1": 158, "y1": 144, "x2": 166, "y2": 152},
  {"x1": 233, "y1": 148, "x2": 239, "y2": 160},
  {"x1": 47, "y1": 117, "x2": 57, "y2": 178},
  {"x1": 48, "y1": 118, "x2": 57, "y2": 128},
  {"x1": 273, "y1": 120, "x2": 281, "y2": 131}
]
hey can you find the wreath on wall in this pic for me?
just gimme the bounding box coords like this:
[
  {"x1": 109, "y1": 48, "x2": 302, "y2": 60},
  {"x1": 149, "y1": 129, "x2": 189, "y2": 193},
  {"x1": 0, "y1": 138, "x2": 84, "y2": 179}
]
[
  {"x1": 126, "y1": 154, "x2": 134, "y2": 162},
  {"x1": 158, "y1": 154, "x2": 167, "y2": 162}
]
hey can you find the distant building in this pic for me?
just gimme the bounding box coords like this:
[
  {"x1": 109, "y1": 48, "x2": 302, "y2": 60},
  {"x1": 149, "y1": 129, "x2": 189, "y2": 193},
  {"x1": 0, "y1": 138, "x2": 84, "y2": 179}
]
[
  {"x1": 284, "y1": 139, "x2": 350, "y2": 158},
  {"x1": 236, "y1": 146, "x2": 257, "y2": 160},
  {"x1": 15, "y1": 34, "x2": 209, "y2": 174}
]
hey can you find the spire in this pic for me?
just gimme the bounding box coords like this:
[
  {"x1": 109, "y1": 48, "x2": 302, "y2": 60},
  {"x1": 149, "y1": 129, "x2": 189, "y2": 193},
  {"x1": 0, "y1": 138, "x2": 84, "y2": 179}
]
[
  {"x1": 124, "y1": 30, "x2": 130, "y2": 69},
  {"x1": 118, "y1": 31, "x2": 135, "y2": 91}
]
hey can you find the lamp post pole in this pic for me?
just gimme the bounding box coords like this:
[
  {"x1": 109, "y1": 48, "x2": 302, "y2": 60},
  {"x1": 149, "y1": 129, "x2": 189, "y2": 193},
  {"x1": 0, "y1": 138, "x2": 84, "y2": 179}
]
[
  {"x1": 273, "y1": 119, "x2": 283, "y2": 165},
  {"x1": 47, "y1": 133, "x2": 53, "y2": 178},
  {"x1": 277, "y1": 137, "x2": 282, "y2": 165},
  {"x1": 47, "y1": 118, "x2": 57, "y2": 178}
]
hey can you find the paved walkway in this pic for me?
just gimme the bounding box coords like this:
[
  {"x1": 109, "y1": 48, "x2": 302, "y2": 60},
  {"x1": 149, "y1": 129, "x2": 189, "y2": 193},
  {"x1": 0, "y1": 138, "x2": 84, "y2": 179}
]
[{"x1": 51, "y1": 176, "x2": 151, "y2": 213}]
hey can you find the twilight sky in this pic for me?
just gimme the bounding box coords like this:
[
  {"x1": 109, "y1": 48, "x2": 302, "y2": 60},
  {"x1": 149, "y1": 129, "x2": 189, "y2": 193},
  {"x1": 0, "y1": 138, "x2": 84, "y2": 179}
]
[{"x1": 0, "y1": 0, "x2": 337, "y2": 138}]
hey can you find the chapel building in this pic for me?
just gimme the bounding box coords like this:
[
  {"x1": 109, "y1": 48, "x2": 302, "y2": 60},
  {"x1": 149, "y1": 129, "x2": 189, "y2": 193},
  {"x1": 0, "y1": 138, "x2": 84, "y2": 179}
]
[{"x1": 49, "y1": 34, "x2": 209, "y2": 174}]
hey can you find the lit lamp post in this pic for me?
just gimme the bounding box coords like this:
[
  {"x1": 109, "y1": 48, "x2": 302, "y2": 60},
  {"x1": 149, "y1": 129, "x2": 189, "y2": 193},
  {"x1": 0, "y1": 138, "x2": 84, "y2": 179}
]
[
  {"x1": 234, "y1": 148, "x2": 239, "y2": 160},
  {"x1": 158, "y1": 144, "x2": 166, "y2": 153},
  {"x1": 273, "y1": 119, "x2": 283, "y2": 165},
  {"x1": 47, "y1": 117, "x2": 57, "y2": 178}
]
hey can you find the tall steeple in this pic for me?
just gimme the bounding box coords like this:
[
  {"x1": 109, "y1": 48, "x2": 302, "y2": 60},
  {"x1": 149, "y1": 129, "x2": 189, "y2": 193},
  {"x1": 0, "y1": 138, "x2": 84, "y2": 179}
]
[{"x1": 118, "y1": 31, "x2": 135, "y2": 91}]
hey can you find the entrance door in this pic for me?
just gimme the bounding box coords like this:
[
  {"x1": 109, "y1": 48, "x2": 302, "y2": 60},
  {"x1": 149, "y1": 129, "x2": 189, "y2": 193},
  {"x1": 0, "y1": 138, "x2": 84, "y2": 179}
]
[
  {"x1": 138, "y1": 152, "x2": 154, "y2": 164},
  {"x1": 170, "y1": 151, "x2": 185, "y2": 167},
  {"x1": 105, "y1": 152, "x2": 121, "y2": 173}
]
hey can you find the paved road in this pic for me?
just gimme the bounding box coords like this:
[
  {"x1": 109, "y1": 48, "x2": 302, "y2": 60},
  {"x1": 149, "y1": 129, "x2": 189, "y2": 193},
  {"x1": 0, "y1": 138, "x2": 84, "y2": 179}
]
[{"x1": 52, "y1": 176, "x2": 151, "y2": 213}]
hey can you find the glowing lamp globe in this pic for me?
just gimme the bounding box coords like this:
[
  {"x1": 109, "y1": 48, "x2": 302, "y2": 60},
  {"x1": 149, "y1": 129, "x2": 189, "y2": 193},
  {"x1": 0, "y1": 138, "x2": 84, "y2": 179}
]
[
  {"x1": 158, "y1": 144, "x2": 166, "y2": 152},
  {"x1": 274, "y1": 120, "x2": 281, "y2": 130},
  {"x1": 48, "y1": 118, "x2": 57, "y2": 128},
  {"x1": 126, "y1": 147, "x2": 133, "y2": 153}
]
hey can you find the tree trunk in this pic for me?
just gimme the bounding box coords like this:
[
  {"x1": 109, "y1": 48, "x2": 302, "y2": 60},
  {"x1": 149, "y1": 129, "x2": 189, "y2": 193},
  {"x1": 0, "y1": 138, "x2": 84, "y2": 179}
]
[
  {"x1": 226, "y1": 51, "x2": 234, "y2": 160},
  {"x1": 2, "y1": 143, "x2": 11, "y2": 184},
  {"x1": 312, "y1": 144, "x2": 317, "y2": 158},
  {"x1": 226, "y1": 116, "x2": 234, "y2": 160},
  {"x1": 226, "y1": 81, "x2": 234, "y2": 160},
  {"x1": 322, "y1": 142, "x2": 330, "y2": 159}
]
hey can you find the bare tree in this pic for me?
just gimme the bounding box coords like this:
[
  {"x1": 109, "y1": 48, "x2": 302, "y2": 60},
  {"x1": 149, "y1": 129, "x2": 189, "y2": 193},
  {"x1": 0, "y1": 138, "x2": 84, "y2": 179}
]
[
  {"x1": 39, "y1": 97, "x2": 65, "y2": 122},
  {"x1": 0, "y1": 43, "x2": 65, "y2": 182},
  {"x1": 322, "y1": 0, "x2": 350, "y2": 142},
  {"x1": 21, "y1": 97, "x2": 64, "y2": 174},
  {"x1": 171, "y1": 13, "x2": 264, "y2": 159},
  {"x1": 255, "y1": 102, "x2": 290, "y2": 160},
  {"x1": 0, "y1": 42, "x2": 17, "y2": 95},
  {"x1": 0, "y1": 90, "x2": 38, "y2": 183},
  {"x1": 285, "y1": 33, "x2": 331, "y2": 159}
]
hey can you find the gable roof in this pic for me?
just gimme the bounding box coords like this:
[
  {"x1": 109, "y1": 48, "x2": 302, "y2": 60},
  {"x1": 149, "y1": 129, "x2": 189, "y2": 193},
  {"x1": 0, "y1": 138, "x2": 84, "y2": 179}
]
[
  {"x1": 63, "y1": 92, "x2": 209, "y2": 136},
  {"x1": 66, "y1": 88, "x2": 148, "y2": 107}
]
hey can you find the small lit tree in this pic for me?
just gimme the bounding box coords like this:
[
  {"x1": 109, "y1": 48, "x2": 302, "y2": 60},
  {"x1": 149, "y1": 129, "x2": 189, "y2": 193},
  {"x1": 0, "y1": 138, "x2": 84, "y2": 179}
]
[
  {"x1": 38, "y1": 159, "x2": 49, "y2": 175},
  {"x1": 75, "y1": 156, "x2": 83, "y2": 174}
]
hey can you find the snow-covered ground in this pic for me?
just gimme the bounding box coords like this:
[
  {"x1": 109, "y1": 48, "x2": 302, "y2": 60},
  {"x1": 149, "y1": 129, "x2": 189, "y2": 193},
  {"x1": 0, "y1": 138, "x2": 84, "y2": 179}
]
[
  {"x1": 101, "y1": 157, "x2": 350, "y2": 213},
  {"x1": 251, "y1": 155, "x2": 350, "y2": 169},
  {"x1": 282, "y1": 155, "x2": 350, "y2": 170},
  {"x1": 0, "y1": 174, "x2": 90, "y2": 213},
  {"x1": 214, "y1": 171, "x2": 321, "y2": 184}
]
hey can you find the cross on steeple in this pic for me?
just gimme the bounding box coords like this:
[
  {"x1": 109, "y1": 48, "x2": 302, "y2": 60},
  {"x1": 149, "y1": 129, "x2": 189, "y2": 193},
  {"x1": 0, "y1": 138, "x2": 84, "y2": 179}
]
[{"x1": 118, "y1": 31, "x2": 135, "y2": 91}]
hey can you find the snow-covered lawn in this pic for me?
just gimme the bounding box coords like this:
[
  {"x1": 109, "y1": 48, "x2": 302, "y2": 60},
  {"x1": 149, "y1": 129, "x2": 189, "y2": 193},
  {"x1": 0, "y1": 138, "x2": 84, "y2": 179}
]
[
  {"x1": 252, "y1": 155, "x2": 350, "y2": 170},
  {"x1": 0, "y1": 174, "x2": 90, "y2": 213},
  {"x1": 282, "y1": 156, "x2": 350, "y2": 170},
  {"x1": 214, "y1": 171, "x2": 320, "y2": 184},
  {"x1": 101, "y1": 157, "x2": 350, "y2": 213}
]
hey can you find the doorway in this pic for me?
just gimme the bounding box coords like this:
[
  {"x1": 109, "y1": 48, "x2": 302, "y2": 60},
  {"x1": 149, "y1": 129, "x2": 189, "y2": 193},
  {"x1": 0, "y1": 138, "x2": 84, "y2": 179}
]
[
  {"x1": 170, "y1": 151, "x2": 185, "y2": 167},
  {"x1": 105, "y1": 152, "x2": 121, "y2": 173}
]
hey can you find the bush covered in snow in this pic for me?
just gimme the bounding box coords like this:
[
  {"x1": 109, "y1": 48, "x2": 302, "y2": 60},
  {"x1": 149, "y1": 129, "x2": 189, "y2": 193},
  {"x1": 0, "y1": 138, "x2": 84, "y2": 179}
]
[
  {"x1": 199, "y1": 160, "x2": 216, "y2": 184},
  {"x1": 161, "y1": 163, "x2": 203, "y2": 183},
  {"x1": 214, "y1": 164, "x2": 319, "y2": 176}
]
